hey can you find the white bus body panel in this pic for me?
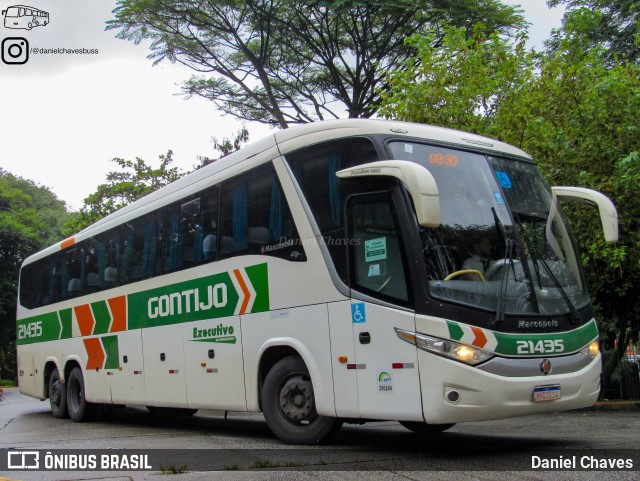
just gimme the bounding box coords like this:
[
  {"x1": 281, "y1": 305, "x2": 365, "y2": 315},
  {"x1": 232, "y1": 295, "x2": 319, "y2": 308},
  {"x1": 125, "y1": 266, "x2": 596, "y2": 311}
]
[
  {"x1": 62, "y1": 338, "x2": 112, "y2": 403},
  {"x1": 17, "y1": 345, "x2": 37, "y2": 397},
  {"x1": 184, "y1": 315, "x2": 246, "y2": 410},
  {"x1": 142, "y1": 324, "x2": 187, "y2": 407},
  {"x1": 349, "y1": 302, "x2": 423, "y2": 421},
  {"x1": 110, "y1": 329, "x2": 145, "y2": 405},
  {"x1": 327, "y1": 300, "x2": 359, "y2": 417},
  {"x1": 242, "y1": 303, "x2": 335, "y2": 416}
]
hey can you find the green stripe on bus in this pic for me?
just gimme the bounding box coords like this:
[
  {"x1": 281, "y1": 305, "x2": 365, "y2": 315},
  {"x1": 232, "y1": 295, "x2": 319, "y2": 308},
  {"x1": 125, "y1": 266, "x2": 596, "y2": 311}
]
[
  {"x1": 127, "y1": 270, "x2": 241, "y2": 329},
  {"x1": 17, "y1": 263, "x2": 270, "y2": 345},
  {"x1": 60, "y1": 309, "x2": 72, "y2": 339},
  {"x1": 246, "y1": 263, "x2": 269, "y2": 313},
  {"x1": 91, "y1": 301, "x2": 111, "y2": 335},
  {"x1": 101, "y1": 335, "x2": 119, "y2": 369},
  {"x1": 493, "y1": 320, "x2": 598, "y2": 356},
  {"x1": 447, "y1": 321, "x2": 464, "y2": 342},
  {"x1": 16, "y1": 311, "x2": 60, "y2": 345}
]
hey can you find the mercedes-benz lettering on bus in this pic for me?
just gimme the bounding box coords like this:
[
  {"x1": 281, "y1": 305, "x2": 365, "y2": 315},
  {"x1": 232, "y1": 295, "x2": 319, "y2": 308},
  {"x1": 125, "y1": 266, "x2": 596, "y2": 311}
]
[{"x1": 17, "y1": 120, "x2": 618, "y2": 444}]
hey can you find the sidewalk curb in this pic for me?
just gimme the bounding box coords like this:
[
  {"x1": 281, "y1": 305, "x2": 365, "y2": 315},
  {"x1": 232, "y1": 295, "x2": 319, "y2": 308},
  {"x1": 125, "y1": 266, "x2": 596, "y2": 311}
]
[{"x1": 580, "y1": 401, "x2": 640, "y2": 411}]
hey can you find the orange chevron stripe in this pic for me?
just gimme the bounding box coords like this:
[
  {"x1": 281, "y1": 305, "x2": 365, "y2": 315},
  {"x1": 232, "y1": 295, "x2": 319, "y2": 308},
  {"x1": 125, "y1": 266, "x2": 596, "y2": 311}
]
[
  {"x1": 233, "y1": 269, "x2": 251, "y2": 315},
  {"x1": 108, "y1": 296, "x2": 127, "y2": 332},
  {"x1": 83, "y1": 337, "x2": 105, "y2": 370},
  {"x1": 74, "y1": 304, "x2": 95, "y2": 337},
  {"x1": 471, "y1": 326, "x2": 488, "y2": 348}
]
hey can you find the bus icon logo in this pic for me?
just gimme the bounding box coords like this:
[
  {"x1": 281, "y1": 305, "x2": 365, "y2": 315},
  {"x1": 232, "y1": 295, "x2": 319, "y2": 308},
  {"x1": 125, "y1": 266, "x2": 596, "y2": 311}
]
[
  {"x1": 7, "y1": 450, "x2": 40, "y2": 469},
  {"x1": 2, "y1": 5, "x2": 49, "y2": 30}
]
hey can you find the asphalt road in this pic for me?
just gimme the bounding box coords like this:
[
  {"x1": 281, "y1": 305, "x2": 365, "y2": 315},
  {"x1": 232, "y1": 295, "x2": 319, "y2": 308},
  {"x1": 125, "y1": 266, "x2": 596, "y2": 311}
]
[{"x1": 0, "y1": 387, "x2": 639, "y2": 480}]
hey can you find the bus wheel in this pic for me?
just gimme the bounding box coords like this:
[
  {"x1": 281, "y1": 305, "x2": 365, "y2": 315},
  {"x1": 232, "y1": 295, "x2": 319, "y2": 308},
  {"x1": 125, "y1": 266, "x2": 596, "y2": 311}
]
[
  {"x1": 66, "y1": 367, "x2": 101, "y2": 422},
  {"x1": 399, "y1": 421, "x2": 454, "y2": 434},
  {"x1": 261, "y1": 355, "x2": 342, "y2": 445},
  {"x1": 48, "y1": 368, "x2": 68, "y2": 419}
]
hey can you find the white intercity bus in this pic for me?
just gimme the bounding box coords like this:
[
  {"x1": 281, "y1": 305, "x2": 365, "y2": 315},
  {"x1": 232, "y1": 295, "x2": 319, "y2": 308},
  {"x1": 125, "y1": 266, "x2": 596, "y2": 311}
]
[{"x1": 16, "y1": 119, "x2": 618, "y2": 444}]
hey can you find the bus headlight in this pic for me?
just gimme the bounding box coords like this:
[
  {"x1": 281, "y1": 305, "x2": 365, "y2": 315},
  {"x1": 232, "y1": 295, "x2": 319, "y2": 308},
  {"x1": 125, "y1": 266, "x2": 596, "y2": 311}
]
[
  {"x1": 395, "y1": 328, "x2": 493, "y2": 366},
  {"x1": 580, "y1": 339, "x2": 600, "y2": 358}
]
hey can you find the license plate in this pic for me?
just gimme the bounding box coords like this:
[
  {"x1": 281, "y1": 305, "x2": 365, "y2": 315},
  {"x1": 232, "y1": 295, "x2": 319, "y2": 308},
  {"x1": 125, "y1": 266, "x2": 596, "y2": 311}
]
[{"x1": 533, "y1": 384, "x2": 561, "y2": 402}]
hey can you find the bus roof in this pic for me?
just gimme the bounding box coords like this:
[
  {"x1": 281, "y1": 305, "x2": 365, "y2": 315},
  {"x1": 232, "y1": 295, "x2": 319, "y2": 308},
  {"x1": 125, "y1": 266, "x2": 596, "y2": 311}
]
[{"x1": 22, "y1": 119, "x2": 531, "y2": 266}]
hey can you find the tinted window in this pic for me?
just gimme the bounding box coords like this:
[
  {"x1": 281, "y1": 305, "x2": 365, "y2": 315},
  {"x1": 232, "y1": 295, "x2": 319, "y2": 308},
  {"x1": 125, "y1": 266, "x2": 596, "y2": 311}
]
[
  {"x1": 219, "y1": 163, "x2": 305, "y2": 262},
  {"x1": 285, "y1": 137, "x2": 385, "y2": 280},
  {"x1": 165, "y1": 186, "x2": 219, "y2": 273}
]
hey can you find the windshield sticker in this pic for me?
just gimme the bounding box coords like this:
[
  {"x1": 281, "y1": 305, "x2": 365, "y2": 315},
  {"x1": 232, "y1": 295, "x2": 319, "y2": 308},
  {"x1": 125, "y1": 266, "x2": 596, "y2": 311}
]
[
  {"x1": 368, "y1": 263, "x2": 387, "y2": 277},
  {"x1": 493, "y1": 192, "x2": 505, "y2": 205},
  {"x1": 365, "y1": 237, "x2": 387, "y2": 262},
  {"x1": 496, "y1": 171, "x2": 512, "y2": 189}
]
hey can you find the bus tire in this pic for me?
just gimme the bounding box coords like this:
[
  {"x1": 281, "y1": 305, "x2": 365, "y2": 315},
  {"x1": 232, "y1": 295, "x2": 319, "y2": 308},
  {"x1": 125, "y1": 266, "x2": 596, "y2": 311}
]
[
  {"x1": 261, "y1": 355, "x2": 342, "y2": 445},
  {"x1": 48, "y1": 368, "x2": 68, "y2": 419},
  {"x1": 399, "y1": 421, "x2": 454, "y2": 434},
  {"x1": 66, "y1": 367, "x2": 101, "y2": 422}
]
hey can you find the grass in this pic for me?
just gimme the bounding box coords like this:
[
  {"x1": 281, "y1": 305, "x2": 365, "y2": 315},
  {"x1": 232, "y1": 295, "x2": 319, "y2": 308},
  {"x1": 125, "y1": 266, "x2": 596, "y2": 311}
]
[
  {"x1": 0, "y1": 380, "x2": 17, "y2": 387},
  {"x1": 251, "y1": 459, "x2": 299, "y2": 469},
  {"x1": 160, "y1": 464, "x2": 188, "y2": 474}
]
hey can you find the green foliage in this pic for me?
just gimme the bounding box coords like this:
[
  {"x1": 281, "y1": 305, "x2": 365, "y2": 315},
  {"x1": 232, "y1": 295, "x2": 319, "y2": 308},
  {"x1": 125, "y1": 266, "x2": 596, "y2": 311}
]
[
  {"x1": 108, "y1": 0, "x2": 524, "y2": 127},
  {"x1": 64, "y1": 151, "x2": 184, "y2": 234},
  {"x1": 379, "y1": 26, "x2": 536, "y2": 138},
  {"x1": 548, "y1": 0, "x2": 640, "y2": 63},
  {"x1": 0, "y1": 170, "x2": 69, "y2": 379},
  {"x1": 196, "y1": 126, "x2": 250, "y2": 169}
]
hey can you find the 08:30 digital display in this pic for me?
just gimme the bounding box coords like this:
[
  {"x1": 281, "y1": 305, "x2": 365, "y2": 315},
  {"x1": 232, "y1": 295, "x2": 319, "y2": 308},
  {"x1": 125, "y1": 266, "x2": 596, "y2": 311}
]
[{"x1": 428, "y1": 153, "x2": 458, "y2": 167}]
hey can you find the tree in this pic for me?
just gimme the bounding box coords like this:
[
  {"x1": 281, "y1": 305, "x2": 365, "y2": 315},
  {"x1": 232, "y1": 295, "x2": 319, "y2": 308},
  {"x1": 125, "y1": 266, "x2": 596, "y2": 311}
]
[
  {"x1": 0, "y1": 170, "x2": 69, "y2": 379},
  {"x1": 196, "y1": 125, "x2": 250, "y2": 168},
  {"x1": 547, "y1": 0, "x2": 640, "y2": 63},
  {"x1": 108, "y1": 0, "x2": 524, "y2": 128},
  {"x1": 378, "y1": 26, "x2": 536, "y2": 139},
  {"x1": 379, "y1": 23, "x2": 640, "y2": 367},
  {"x1": 64, "y1": 151, "x2": 184, "y2": 234}
]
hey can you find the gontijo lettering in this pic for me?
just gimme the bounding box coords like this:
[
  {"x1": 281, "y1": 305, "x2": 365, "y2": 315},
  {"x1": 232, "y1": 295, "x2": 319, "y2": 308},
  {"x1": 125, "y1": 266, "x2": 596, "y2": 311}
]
[{"x1": 148, "y1": 283, "x2": 227, "y2": 318}]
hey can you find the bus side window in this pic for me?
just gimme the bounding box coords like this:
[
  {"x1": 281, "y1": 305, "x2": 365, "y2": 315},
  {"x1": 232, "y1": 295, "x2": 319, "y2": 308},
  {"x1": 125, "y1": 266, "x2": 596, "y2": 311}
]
[
  {"x1": 347, "y1": 192, "x2": 410, "y2": 304},
  {"x1": 19, "y1": 255, "x2": 58, "y2": 308},
  {"x1": 121, "y1": 212, "x2": 162, "y2": 284},
  {"x1": 60, "y1": 247, "x2": 82, "y2": 300},
  {"x1": 285, "y1": 137, "x2": 381, "y2": 280},
  {"x1": 219, "y1": 163, "x2": 305, "y2": 262}
]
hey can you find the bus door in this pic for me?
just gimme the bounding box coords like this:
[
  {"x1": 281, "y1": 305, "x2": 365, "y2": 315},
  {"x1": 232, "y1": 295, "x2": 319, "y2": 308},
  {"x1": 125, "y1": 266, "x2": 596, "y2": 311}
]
[
  {"x1": 142, "y1": 324, "x2": 187, "y2": 407},
  {"x1": 346, "y1": 191, "x2": 423, "y2": 421}
]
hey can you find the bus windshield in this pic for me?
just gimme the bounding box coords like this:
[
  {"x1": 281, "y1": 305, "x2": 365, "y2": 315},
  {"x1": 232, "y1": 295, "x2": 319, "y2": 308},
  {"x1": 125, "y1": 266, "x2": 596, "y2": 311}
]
[{"x1": 388, "y1": 141, "x2": 589, "y2": 317}]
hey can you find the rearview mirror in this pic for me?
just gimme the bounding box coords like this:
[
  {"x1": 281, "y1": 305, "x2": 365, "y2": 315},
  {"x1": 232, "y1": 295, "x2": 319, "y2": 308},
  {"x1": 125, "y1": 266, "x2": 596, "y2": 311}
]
[
  {"x1": 552, "y1": 186, "x2": 618, "y2": 242},
  {"x1": 336, "y1": 160, "x2": 440, "y2": 227}
]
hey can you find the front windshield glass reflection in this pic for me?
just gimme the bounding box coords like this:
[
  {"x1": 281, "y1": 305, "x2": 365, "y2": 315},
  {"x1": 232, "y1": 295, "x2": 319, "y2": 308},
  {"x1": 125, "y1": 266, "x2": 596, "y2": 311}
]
[{"x1": 388, "y1": 142, "x2": 589, "y2": 316}]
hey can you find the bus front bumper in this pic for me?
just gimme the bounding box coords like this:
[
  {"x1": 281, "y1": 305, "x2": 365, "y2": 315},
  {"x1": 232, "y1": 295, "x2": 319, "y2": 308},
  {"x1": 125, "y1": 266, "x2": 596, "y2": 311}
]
[{"x1": 419, "y1": 351, "x2": 601, "y2": 424}]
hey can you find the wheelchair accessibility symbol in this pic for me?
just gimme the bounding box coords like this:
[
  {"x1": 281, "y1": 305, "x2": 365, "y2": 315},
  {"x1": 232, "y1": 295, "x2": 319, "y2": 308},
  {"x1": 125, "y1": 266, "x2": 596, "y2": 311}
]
[{"x1": 351, "y1": 302, "x2": 366, "y2": 323}]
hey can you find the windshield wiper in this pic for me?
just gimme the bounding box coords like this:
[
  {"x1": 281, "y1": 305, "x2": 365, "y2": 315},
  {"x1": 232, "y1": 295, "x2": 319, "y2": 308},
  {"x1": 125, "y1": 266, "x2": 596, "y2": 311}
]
[
  {"x1": 493, "y1": 237, "x2": 514, "y2": 327},
  {"x1": 529, "y1": 244, "x2": 581, "y2": 325},
  {"x1": 491, "y1": 208, "x2": 518, "y2": 327}
]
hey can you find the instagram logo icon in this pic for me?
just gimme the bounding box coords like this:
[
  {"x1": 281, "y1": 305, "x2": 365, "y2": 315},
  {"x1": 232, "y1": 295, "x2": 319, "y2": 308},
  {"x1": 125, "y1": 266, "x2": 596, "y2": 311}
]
[{"x1": 2, "y1": 37, "x2": 29, "y2": 64}]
